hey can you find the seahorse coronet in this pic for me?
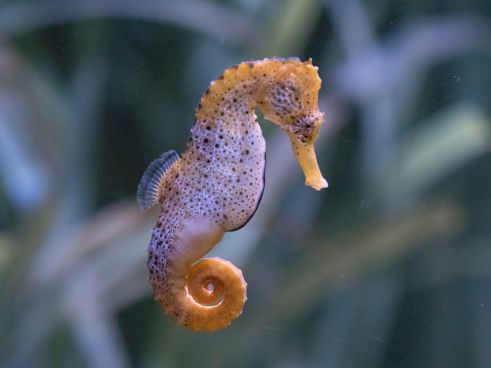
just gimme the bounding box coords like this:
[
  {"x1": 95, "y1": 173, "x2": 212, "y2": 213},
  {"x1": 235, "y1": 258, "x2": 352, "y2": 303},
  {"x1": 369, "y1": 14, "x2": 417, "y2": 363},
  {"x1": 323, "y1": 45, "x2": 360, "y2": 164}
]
[{"x1": 140, "y1": 57, "x2": 327, "y2": 332}]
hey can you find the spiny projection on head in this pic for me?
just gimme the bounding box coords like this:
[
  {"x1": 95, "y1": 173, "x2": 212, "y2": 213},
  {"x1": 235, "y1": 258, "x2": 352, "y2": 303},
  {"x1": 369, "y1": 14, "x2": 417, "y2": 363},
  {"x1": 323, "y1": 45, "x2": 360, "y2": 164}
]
[{"x1": 137, "y1": 58, "x2": 328, "y2": 332}]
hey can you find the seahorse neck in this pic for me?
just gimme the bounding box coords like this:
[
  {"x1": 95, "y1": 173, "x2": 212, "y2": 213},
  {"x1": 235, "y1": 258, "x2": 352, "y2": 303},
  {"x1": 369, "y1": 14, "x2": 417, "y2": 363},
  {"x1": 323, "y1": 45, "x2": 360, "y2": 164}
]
[{"x1": 194, "y1": 74, "x2": 260, "y2": 135}]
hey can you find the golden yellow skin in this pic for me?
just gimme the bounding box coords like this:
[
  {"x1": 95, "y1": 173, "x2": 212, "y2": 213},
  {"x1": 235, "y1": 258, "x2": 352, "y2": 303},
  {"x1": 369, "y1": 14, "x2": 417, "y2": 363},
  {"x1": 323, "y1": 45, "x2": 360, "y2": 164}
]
[{"x1": 144, "y1": 58, "x2": 327, "y2": 332}]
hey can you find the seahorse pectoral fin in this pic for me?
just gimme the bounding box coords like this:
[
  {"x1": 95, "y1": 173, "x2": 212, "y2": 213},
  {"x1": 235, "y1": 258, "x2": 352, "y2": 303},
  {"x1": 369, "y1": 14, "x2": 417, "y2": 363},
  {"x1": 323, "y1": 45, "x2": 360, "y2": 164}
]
[
  {"x1": 137, "y1": 150, "x2": 179, "y2": 211},
  {"x1": 288, "y1": 133, "x2": 328, "y2": 191}
]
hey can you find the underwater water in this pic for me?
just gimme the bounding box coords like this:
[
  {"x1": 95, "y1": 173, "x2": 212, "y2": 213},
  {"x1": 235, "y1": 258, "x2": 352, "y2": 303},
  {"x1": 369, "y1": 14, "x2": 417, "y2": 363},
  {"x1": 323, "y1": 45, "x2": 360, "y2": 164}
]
[{"x1": 0, "y1": 0, "x2": 491, "y2": 367}]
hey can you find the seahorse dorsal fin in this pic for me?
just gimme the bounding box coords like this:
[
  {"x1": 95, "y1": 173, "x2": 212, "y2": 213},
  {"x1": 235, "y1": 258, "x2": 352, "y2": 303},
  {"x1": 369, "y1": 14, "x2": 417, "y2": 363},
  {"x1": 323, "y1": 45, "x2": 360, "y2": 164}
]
[{"x1": 137, "y1": 150, "x2": 179, "y2": 211}]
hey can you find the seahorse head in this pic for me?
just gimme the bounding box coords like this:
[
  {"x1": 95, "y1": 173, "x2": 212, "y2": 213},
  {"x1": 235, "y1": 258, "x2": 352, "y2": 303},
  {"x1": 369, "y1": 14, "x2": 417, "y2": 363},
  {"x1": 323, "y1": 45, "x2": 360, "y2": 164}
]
[{"x1": 258, "y1": 59, "x2": 328, "y2": 190}]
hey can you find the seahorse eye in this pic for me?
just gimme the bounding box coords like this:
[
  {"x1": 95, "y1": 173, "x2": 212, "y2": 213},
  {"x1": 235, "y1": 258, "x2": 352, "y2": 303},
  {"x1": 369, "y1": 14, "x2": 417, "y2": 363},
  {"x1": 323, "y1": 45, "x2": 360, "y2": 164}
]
[{"x1": 291, "y1": 111, "x2": 324, "y2": 144}]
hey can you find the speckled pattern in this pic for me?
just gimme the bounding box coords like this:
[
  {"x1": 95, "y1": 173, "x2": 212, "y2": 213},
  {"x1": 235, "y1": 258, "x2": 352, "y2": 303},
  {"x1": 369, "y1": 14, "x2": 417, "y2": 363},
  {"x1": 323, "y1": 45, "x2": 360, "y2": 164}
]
[{"x1": 140, "y1": 58, "x2": 327, "y2": 332}]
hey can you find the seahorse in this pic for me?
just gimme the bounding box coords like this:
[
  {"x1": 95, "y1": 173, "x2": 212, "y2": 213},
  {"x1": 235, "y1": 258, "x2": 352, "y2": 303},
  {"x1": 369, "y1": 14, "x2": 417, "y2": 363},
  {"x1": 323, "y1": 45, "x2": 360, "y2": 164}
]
[{"x1": 137, "y1": 58, "x2": 327, "y2": 332}]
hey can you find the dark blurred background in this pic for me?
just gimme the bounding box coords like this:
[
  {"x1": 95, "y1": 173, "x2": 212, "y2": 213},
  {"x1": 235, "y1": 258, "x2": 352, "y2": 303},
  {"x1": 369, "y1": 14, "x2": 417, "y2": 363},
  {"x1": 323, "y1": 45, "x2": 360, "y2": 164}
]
[{"x1": 0, "y1": 0, "x2": 491, "y2": 367}]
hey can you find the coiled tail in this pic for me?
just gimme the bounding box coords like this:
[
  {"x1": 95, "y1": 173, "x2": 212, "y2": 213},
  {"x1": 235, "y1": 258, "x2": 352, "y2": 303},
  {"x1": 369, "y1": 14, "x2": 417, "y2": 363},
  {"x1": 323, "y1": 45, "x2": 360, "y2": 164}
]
[
  {"x1": 149, "y1": 218, "x2": 247, "y2": 332},
  {"x1": 181, "y1": 258, "x2": 246, "y2": 331}
]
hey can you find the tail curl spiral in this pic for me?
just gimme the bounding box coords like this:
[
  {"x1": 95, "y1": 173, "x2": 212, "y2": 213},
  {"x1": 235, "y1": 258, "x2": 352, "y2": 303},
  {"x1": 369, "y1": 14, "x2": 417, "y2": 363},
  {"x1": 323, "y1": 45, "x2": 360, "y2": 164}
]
[{"x1": 181, "y1": 257, "x2": 247, "y2": 332}]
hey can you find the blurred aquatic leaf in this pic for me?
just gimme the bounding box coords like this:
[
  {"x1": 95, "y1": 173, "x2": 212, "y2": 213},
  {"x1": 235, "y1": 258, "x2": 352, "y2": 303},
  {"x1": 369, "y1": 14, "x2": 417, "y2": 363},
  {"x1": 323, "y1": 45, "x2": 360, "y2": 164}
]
[
  {"x1": 389, "y1": 103, "x2": 491, "y2": 199},
  {"x1": 0, "y1": 233, "x2": 12, "y2": 271},
  {"x1": 261, "y1": 0, "x2": 323, "y2": 56},
  {"x1": 0, "y1": 110, "x2": 51, "y2": 210},
  {"x1": 0, "y1": 43, "x2": 65, "y2": 211},
  {"x1": 0, "y1": 0, "x2": 262, "y2": 47},
  {"x1": 258, "y1": 201, "x2": 463, "y2": 324}
]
